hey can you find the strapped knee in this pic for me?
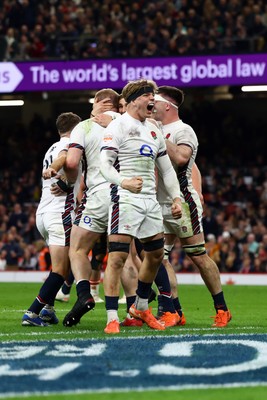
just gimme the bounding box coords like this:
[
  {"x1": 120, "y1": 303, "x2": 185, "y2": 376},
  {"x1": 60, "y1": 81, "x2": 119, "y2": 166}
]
[
  {"x1": 183, "y1": 242, "x2": 206, "y2": 256},
  {"x1": 164, "y1": 244, "x2": 174, "y2": 260},
  {"x1": 143, "y1": 238, "x2": 164, "y2": 252},
  {"x1": 109, "y1": 241, "x2": 130, "y2": 254},
  {"x1": 134, "y1": 238, "x2": 144, "y2": 258},
  {"x1": 91, "y1": 256, "x2": 102, "y2": 271}
]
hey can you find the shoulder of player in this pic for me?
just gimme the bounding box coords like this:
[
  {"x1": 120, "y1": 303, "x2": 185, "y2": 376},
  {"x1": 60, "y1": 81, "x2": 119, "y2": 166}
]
[
  {"x1": 146, "y1": 118, "x2": 161, "y2": 129},
  {"x1": 179, "y1": 120, "x2": 196, "y2": 134},
  {"x1": 45, "y1": 140, "x2": 61, "y2": 154},
  {"x1": 71, "y1": 118, "x2": 93, "y2": 134},
  {"x1": 165, "y1": 120, "x2": 196, "y2": 136}
]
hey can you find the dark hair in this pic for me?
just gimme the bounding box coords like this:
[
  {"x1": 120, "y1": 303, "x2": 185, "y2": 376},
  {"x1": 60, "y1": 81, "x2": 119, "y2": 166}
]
[
  {"x1": 157, "y1": 86, "x2": 184, "y2": 108},
  {"x1": 56, "y1": 112, "x2": 81, "y2": 134}
]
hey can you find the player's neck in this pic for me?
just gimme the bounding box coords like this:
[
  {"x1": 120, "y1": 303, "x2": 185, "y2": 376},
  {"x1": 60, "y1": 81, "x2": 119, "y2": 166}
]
[{"x1": 163, "y1": 115, "x2": 180, "y2": 125}]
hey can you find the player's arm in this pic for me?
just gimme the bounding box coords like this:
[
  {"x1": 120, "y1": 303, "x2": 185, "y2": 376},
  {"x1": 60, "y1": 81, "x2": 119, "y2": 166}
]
[
  {"x1": 76, "y1": 175, "x2": 86, "y2": 206},
  {"x1": 156, "y1": 154, "x2": 182, "y2": 219},
  {"x1": 165, "y1": 140, "x2": 192, "y2": 166},
  {"x1": 92, "y1": 111, "x2": 120, "y2": 128},
  {"x1": 192, "y1": 162, "x2": 204, "y2": 205},
  {"x1": 42, "y1": 149, "x2": 67, "y2": 179},
  {"x1": 100, "y1": 148, "x2": 143, "y2": 193},
  {"x1": 64, "y1": 145, "x2": 83, "y2": 185}
]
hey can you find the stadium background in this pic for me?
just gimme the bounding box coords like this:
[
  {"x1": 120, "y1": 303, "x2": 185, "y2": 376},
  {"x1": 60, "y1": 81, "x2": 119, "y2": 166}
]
[
  {"x1": 1, "y1": 2, "x2": 267, "y2": 399},
  {"x1": 0, "y1": 0, "x2": 267, "y2": 274}
]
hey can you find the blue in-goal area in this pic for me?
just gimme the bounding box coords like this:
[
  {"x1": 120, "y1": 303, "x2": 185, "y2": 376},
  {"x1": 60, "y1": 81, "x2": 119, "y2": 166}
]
[{"x1": 0, "y1": 334, "x2": 267, "y2": 396}]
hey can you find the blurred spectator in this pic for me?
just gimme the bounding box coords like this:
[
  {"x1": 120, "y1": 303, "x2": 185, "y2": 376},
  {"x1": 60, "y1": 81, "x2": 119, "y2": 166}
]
[
  {"x1": 21, "y1": 213, "x2": 41, "y2": 244},
  {"x1": 247, "y1": 233, "x2": 260, "y2": 260},
  {"x1": 18, "y1": 244, "x2": 38, "y2": 271},
  {"x1": 239, "y1": 254, "x2": 254, "y2": 274},
  {"x1": 205, "y1": 233, "x2": 220, "y2": 265},
  {"x1": 1, "y1": 231, "x2": 24, "y2": 268},
  {"x1": 0, "y1": 249, "x2": 7, "y2": 271},
  {"x1": 257, "y1": 234, "x2": 267, "y2": 272},
  {"x1": 7, "y1": 203, "x2": 28, "y2": 233},
  {"x1": 0, "y1": 27, "x2": 19, "y2": 60},
  {"x1": 35, "y1": 240, "x2": 51, "y2": 271}
]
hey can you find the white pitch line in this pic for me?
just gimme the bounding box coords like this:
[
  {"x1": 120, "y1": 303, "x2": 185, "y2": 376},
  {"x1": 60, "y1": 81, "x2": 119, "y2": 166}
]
[{"x1": 0, "y1": 326, "x2": 263, "y2": 339}]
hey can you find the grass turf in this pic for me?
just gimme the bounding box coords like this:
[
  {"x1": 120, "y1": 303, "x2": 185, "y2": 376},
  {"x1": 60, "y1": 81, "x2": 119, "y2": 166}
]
[{"x1": 0, "y1": 282, "x2": 267, "y2": 399}]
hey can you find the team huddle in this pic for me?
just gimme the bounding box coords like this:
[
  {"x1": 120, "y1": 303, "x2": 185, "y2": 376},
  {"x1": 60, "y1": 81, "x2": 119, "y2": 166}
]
[{"x1": 21, "y1": 78, "x2": 231, "y2": 333}]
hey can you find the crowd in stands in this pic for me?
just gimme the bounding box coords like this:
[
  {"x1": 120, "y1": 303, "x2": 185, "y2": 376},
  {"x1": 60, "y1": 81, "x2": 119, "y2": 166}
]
[
  {"x1": 0, "y1": 0, "x2": 267, "y2": 61},
  {"x1": 0, "y1": 0, "x2": 267, "y2": 274}
]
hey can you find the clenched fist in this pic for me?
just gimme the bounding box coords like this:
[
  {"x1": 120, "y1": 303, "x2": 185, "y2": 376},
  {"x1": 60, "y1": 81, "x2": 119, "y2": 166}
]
[
  {"x1": 121, "y1": 177, "x2": 143, "y2": 193},
  {"x1": 171, "y1": 197, "x2": 182, "y2": 219}
]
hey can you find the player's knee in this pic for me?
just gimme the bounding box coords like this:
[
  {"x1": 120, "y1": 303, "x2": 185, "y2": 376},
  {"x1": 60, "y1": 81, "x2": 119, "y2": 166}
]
[
  {"x1": 164, "y1": 244, "x2": 174, "y2": 260},
  {"x1": 134, "y1": 238, "x2": 144, "y2": 259},
  {"x1": 92, "y1": 235, "x2": 107, "y2": 258},
  {"x1": 143, "y1": 238, "x2": 164, "y2": 252},
  {"x1": 109, "y1": 241, "x2": 130, "y2": 254},
  {"x1": 91, "y1": 255, "x2": 102, "y2": 271},
  {"x1": 183, "y1": 242, "x2": 206, "y2": 257}
]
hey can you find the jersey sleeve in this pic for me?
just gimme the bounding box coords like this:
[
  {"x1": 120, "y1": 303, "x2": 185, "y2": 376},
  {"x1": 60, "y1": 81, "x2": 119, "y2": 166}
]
[
  {"x1": 156, "y1": 154, "x2": 181, "y2": 199},
  {"x1": 174, "y1": 124, "x2": 198, "y2": 152},
  {"x1": 99, "y1": 120, "x2": 124, "y2": 186},
  {"x1": 69, "y1": 121, "x2": 87, "y2": 151}
]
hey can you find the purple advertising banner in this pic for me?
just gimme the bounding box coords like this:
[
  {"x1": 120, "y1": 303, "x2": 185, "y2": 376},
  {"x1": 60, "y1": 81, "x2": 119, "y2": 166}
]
[{"x1": 0, "y1": 53, "x2": 267, "y2": 93}]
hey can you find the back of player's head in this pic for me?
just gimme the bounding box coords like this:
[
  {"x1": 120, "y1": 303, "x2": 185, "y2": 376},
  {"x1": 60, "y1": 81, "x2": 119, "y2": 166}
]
[
  {"x1": 122, "y1": 79, "x2": 158, "y2": 104},
  {"x1": 157, "y1": 86, "x2": 184, "y2": 108},
  {"x1": 94, "y1": 89, "x2": 120, "y2": 109},
  {"x1": 56, "y1": 112, "x2": 81, "y2": 134}
]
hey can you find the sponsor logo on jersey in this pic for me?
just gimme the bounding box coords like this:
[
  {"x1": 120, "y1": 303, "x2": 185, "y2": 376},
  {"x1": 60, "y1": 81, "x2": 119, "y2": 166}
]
[
  {"x1": 103, "y1": 134, "x2": 113, "y2": 142},
  {"x1": 129, "y1": 130, "x2": 140, "y2": 137}
]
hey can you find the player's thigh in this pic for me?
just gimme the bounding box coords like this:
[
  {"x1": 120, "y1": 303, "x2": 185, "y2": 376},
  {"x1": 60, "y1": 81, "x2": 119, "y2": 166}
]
[
  {"x1": 36, "y1": 214, "x2": 47, "y2": 241},
  {"x1": 40, "y1": 213, "x2": 71, "y2": 246},
  {"x1": 75, "y1": 190, "x2": 109, "y2": 233},
  {"x1": 108, "y1": 197, "x2": 146, "y2": 237},
  {"x1": 70, "y1": 224, "x2": 101, "y2": 254},
  {"x1": 162, "y1": 200, "x2": 203, "y2": 239},
  {"x1": 138, "y1": 198, "x2": 164, "y2": 239}
]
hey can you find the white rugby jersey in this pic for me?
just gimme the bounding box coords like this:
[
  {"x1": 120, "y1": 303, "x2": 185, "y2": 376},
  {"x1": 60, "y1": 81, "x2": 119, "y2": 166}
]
[
  {"x1": 157, "y1": 119, "x2": 199, "y2": 204},
  {"x1": 36, "y1": 137, "x2": 80, "y2": 214},
  {"x1": 100, "y1": 112, "x2": 179, "y2": 198},
  {"x1": 69, "y1": 114, "x2": 119, "y2": 196}
]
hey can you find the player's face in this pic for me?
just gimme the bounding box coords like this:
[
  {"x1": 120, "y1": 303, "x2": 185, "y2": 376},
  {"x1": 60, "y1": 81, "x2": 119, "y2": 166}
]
[
  {"x1": 135, "y1": 93, "x2": 155, "y2": 120},
  {"x1": 153, "y1": 100, "x2": 166, "y2": 121},
  {"x1": 118, "y1": 98, "x2": 127, "y2": 114}
]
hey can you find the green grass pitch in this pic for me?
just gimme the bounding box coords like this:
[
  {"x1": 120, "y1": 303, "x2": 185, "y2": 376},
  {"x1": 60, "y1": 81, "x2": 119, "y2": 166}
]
[{"x1": 0, "y1": 282, "x2": 267, "y2": 400}]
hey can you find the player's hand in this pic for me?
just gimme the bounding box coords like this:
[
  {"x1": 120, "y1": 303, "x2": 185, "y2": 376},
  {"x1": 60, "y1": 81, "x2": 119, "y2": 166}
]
[
  {"x1": 43, "y1": 167, "x2": 60, "y2": 179},
  {"x1": 50, "y1": 183, "x2": 65, "y2": 196},
  {"x1": 92, "y1": 114, "x2": 113, "y2": 127},
  {"x1": 121, "y1": 177, "x2": 143, "y2": 193},
  {"x1": 171, "y1": 197, "x2": 182, "y2": 219},
  {"x1": 91, "y1": 98, "x2": 113, "y2": 116}
]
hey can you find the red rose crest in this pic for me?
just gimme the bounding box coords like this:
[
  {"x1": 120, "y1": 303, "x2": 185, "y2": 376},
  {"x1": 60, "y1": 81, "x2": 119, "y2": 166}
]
[{"x1": 151, "y1": 131, "x2": 157, "y2": 140}]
